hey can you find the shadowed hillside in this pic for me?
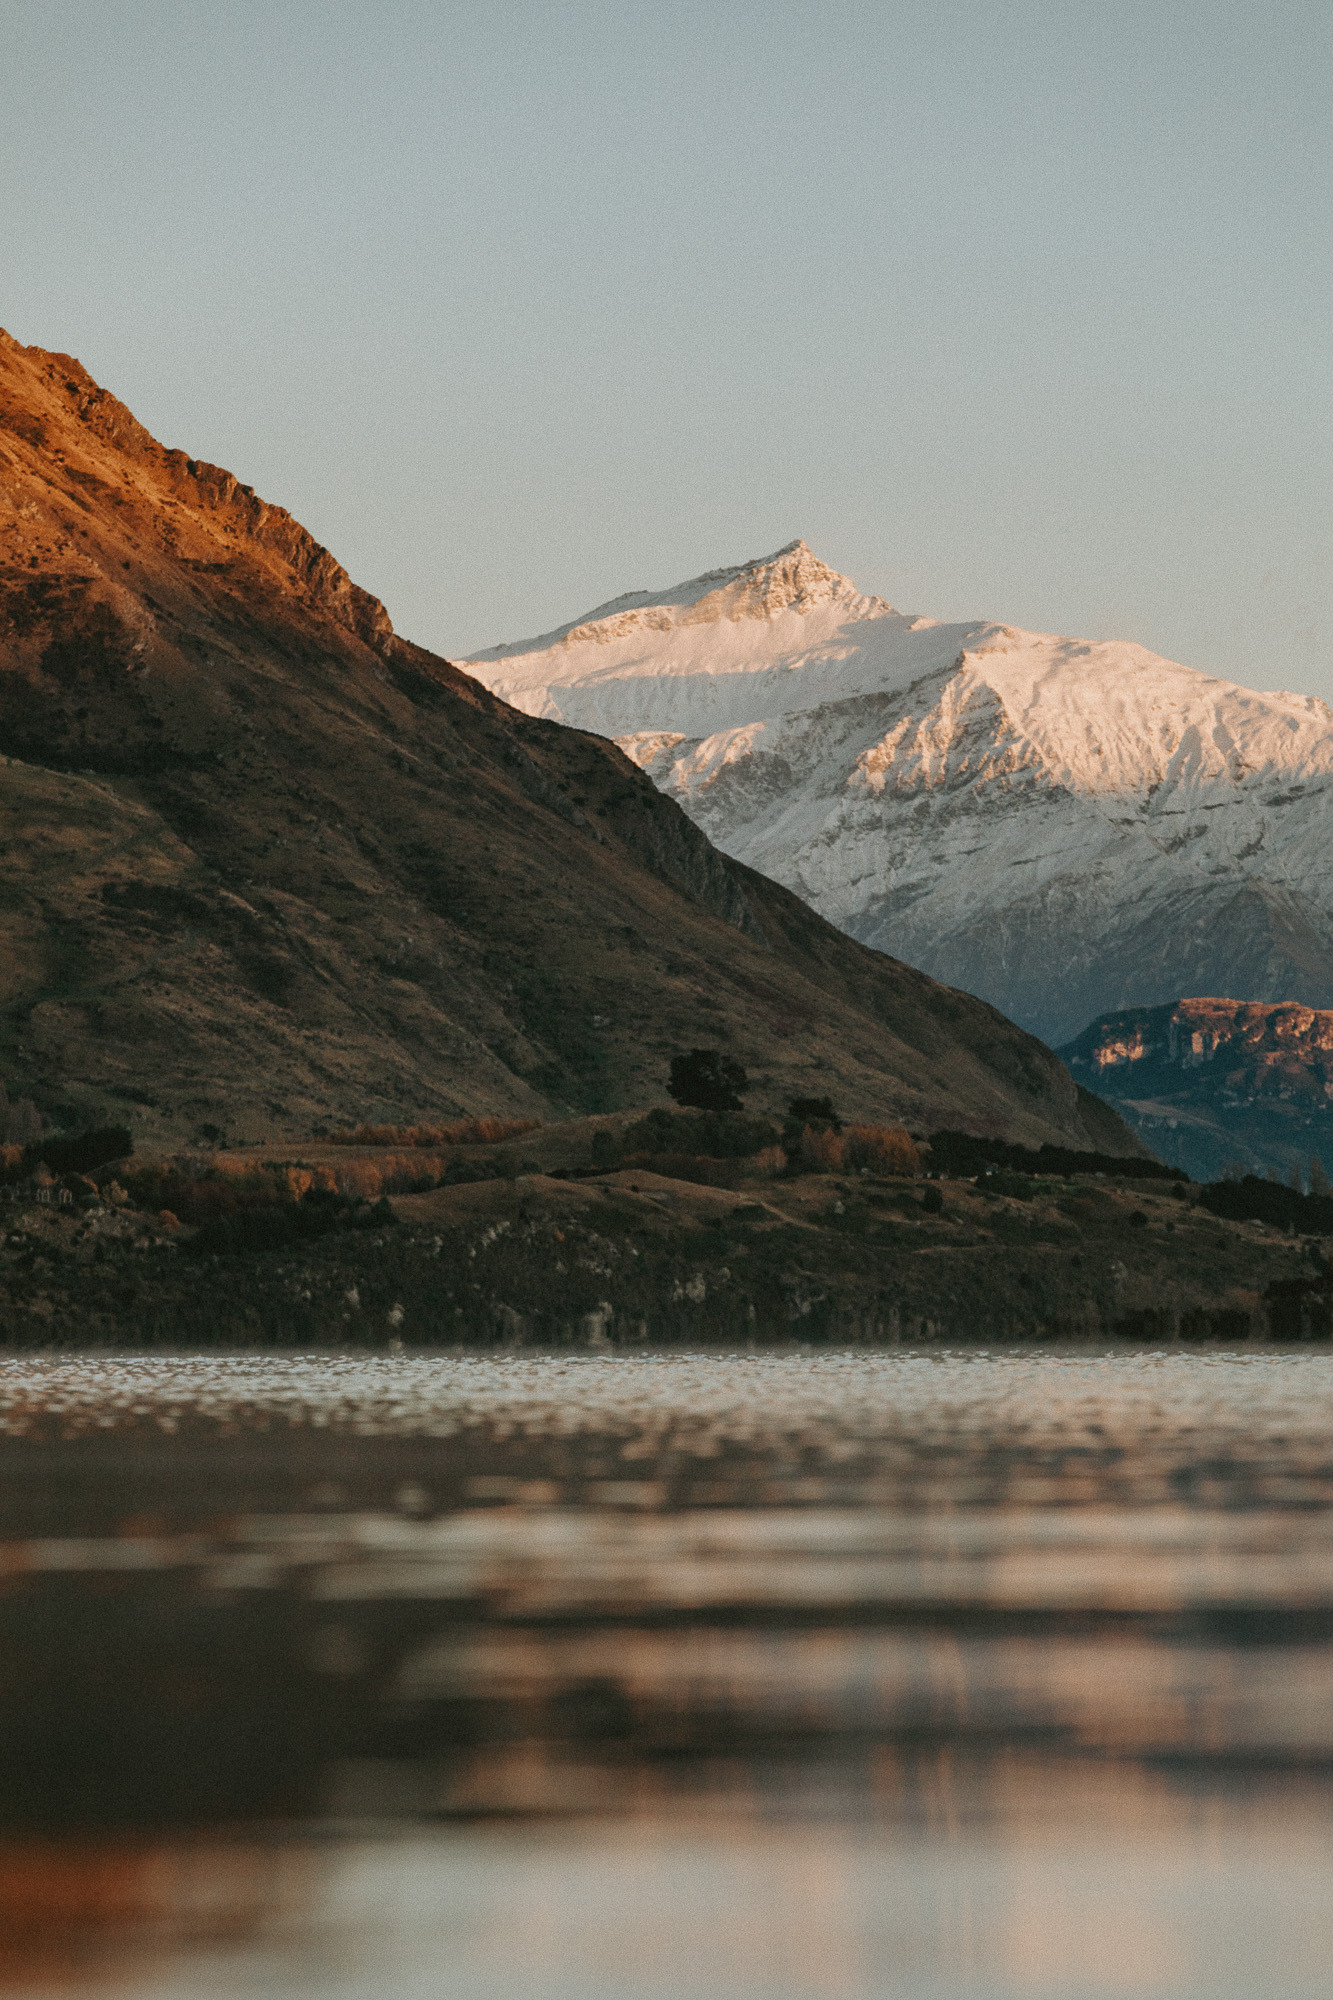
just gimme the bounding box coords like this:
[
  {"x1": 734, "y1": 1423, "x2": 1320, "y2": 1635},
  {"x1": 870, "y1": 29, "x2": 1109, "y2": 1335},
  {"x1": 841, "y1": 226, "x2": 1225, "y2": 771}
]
[{"x1": 0, "y1": 329, "x2": 1140, "y2": 1155}]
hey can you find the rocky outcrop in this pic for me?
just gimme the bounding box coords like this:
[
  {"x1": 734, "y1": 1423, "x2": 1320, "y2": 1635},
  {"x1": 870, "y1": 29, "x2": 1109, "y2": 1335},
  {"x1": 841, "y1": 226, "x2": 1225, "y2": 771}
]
[
  {"x1": 0, "y1": 333, "x2": 391, "y2": 652},
  {"x1": 1061, "y1": 998, "x2": 1333, "y2": 1182}
]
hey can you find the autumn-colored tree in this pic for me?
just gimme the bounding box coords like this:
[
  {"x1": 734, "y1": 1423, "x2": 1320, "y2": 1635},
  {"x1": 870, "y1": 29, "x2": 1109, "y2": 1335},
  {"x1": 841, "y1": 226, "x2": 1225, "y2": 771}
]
[
  {"x1": 843, "y1": 1126, "x2": 921, "y2": 1175},
  {"x1": 799, "y1": 1127, "x2": 845, "y2": 1172}
]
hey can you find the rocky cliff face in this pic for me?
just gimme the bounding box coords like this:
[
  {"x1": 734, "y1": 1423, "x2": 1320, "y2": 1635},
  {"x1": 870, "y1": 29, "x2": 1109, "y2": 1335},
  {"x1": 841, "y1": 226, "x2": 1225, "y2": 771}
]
[
  {"x1": 1060, "y1": 998, "x2": 1333, "y2": 1182},
  {"x1": 0, "y1": 335, "x2": 1133, "y2": 1154},
  {"x1": 461, "y1": 544, "x2": 1333, "y2": 1047}
]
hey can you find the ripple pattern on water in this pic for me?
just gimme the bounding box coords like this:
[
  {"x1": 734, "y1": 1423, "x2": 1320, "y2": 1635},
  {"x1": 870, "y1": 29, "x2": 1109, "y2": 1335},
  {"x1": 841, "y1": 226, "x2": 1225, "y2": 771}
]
[{"x1": 1, "y1": 1348, "x2": 1331, "y2": 1442}]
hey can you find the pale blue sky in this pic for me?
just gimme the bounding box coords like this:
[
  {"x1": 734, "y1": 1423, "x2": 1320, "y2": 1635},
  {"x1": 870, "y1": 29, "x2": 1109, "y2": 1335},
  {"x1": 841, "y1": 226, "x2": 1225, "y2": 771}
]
[{"x1": 3, "y1": 1, "x2": 1332, "y2": 693}]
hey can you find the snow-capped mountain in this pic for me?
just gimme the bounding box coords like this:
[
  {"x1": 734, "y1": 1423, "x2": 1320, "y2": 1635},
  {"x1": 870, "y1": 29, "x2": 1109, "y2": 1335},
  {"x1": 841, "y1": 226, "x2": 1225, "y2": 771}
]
[{"x1": 460, "y1": 541, "x2": 1333, "y2": 1045}]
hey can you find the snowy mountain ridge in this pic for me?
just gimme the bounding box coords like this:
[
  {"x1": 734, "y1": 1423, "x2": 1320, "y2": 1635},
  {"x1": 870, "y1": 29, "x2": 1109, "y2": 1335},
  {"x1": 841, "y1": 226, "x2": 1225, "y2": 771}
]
[
  {"x1": 472, "y1": 539, "x2": 888, "y2": 663},
  {"x1": 460, "y1": 544, "x2": 1333, "y2": 1046}
]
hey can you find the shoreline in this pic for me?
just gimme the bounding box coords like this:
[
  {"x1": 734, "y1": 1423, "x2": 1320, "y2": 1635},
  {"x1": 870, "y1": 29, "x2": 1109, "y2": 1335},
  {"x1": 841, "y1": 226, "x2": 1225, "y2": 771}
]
[{"x1": 0, "y1": 1159, "x2": 1328, "y2": 1350}]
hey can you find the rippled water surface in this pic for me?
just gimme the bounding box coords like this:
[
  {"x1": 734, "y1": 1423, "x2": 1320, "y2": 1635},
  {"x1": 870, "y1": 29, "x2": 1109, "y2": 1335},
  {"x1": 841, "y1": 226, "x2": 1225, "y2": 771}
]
[{"x1": 2, "y1": 1349, "x2": 1332, "y2": 1998}]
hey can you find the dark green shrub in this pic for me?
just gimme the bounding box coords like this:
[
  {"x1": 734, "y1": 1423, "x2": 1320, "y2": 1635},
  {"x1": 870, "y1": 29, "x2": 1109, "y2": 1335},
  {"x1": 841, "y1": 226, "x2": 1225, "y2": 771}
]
[
  {"x1": 984, "y1": 1171, "x2": 1033, "y2": 1201},
  {"x1": 927, "y1": 1130, "x2": 1185, "y2": 1183},
  {"x1": 667, "y1": 1050, "x2": 748, "y2": 1113},
  {"x1": 784, "y1": 1096, "x2": 840, "y2": 1137},
  {"x1": 622, "y1": 1108, "x2": 778, "y2": 1160},
  {"x1": 619, "y1": 1152, "x2": 746, "y2": 1189},
  {"x1": 184, "y1": 1187, "x2": 395, "y2": 1256},
  {"x1": 25, "y1": 1126, "x2": 132, "y2": 1177},
  {"x1": 1200, "y1": 1174, "x2": 1333, "y2": 1233},
  {"x1": 442, "y1": 1159, "x2": 501, "y2": 1187}
]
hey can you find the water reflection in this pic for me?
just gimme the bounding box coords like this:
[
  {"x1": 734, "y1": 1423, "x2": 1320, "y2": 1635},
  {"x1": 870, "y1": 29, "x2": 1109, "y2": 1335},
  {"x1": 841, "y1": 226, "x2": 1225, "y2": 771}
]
[
  {"x1": 8, "y1": 1766, "x2": 1333, "y2": 1999},
  {"x1": 0, "y1": 1351, "x2": 1331, "y2": 1996}
]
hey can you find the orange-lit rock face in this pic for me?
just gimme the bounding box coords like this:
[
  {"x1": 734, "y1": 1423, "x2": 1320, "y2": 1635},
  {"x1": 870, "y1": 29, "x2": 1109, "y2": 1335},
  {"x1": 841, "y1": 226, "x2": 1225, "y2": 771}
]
[
  {"x1": 0, "y1": 330, "x2": 390, "y2": 775},
  {"x1": 1074, "y1": 1000, "x2": 1333, "y2": 1100},
  {"x1": 0, "y1": 334, "x2": 390, "y2": 635},
  {"x1": 1062, "y1": 996, "x2": 1333, "y2": 1179},
  {"x1": 1092, "y1": 1029, "x2": 1148, "y2": 1071}
]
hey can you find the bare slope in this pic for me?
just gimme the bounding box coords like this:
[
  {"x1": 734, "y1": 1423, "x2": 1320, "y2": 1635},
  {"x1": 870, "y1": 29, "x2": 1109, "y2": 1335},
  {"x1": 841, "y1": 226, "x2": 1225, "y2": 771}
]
[
  {"x1": 461, "y1": 544, "x2": 1333, "y2": 1045},
  {"x1": 0, "y1": 333, "x2": 1132, "y2": 1153}
]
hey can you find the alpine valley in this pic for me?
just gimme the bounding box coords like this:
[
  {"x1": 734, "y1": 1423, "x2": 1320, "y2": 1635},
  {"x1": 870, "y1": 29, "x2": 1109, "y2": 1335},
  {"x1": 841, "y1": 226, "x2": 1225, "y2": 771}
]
[{"x1": 462, "y1": 542, "x2": 1333, "y2": 1048}]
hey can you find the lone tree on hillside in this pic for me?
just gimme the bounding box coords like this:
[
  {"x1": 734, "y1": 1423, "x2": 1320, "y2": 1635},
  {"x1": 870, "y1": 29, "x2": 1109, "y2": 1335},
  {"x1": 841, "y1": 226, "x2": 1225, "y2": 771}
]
[{"x1": 667, "y1": 1049, "x2": 749, "y2": 1113}]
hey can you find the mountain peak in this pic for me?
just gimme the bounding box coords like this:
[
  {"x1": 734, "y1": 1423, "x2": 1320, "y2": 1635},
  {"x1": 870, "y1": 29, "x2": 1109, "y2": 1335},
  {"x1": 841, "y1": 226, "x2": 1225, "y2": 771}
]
[
  {"x1": 709, "y1": 538, "x2": 869, "y2": 620},
  {"x1": 469, "y1": 541, "x2": 885, "y2": 665},
  {"x1": 461, "y1": 536, "x2": 1333, "y2": 1051}
]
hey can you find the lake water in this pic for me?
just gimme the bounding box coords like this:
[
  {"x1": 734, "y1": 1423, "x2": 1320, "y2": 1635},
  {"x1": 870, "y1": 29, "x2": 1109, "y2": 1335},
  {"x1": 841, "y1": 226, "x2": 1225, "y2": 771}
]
[{"x1": 1, "y1": 1350, "x2": 1331, "y2": 1998}]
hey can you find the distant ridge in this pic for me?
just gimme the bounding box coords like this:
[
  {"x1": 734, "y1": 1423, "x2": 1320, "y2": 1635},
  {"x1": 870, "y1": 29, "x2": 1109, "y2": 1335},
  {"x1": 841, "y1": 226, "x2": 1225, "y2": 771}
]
[
  {"x1": 472, "y1": 541, "x2": 877, "y2": 665},
  {"x1": 1060, "y1": 998, "x2": 1333, "y2": 1183}
]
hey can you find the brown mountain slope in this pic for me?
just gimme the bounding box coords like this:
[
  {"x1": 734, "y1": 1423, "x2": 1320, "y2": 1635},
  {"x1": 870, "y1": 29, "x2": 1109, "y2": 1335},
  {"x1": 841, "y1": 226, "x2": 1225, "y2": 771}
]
[{"x1": 0, "y1": 329, "x2": 1140, "y2": 1154}]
